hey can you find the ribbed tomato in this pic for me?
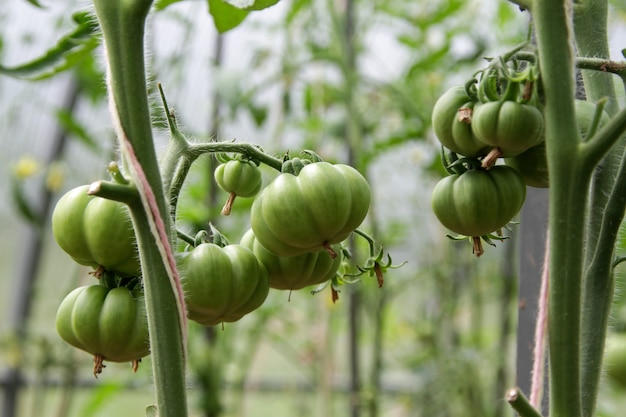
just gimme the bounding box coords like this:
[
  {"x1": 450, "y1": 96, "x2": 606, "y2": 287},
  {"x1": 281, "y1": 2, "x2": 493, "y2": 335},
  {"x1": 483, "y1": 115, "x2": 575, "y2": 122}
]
[
  {"x1": 52, "y1": 185, "x2": 140, "y2": 277},
  {"x1": 180, "y1": 243, "x2": 269, "y2": 326},
  {"x1": 240, "y1": 229, "x2": 341, "y2": 291},
  {"x1": 431, "y1": 86, "x2": 492, "y2": 157},
  {"x1": 431, "y1": 165, "x2": 526, "y2": 237},
  {"x1": 250, "y1": 162, "x2": 370, "y2": 257},
  {"x1": 56, "y1": 284, "x2": 150, "y2": 374}
]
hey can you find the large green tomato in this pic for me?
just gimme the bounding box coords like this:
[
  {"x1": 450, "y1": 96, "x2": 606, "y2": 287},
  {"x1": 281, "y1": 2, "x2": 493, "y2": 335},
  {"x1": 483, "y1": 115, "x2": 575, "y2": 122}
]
[
  {"x1": 56, "y1": 285, "x2": 150, "y2": 366},
  {"x1": 240, "y1": 229, "x2": 341, "y2": 291},
  {"x1": 52, "y1": 185, "x2": 140, "y2": 277},
  {"x1": 472, "y1": 100, "x2": 544, "y2": 156},
  {"x1": 250, "y1": 162, "x2": 371, "y2": 257},
  {"x1": 431, "y1": 86, "x2": 492, "y2": 158},
  {"x1": 180, "y1": 243, "x2": 269, "y2": 326},
  {"x1": 431, "y1": 165, "x2": 526, "y2": 237}
]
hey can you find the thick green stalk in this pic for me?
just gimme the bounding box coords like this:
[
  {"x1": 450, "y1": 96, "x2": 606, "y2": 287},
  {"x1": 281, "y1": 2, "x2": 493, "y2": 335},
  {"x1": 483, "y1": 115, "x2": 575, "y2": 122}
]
[
  {"x1": 532, "y1": 1, "x2": 592, "y2": 416},
  {"x1": 91, "y1": 1, "x2": 188, "y2": 416},
  {"x1": 573, "y1": 2, "x2": 622, "y2": 415}
]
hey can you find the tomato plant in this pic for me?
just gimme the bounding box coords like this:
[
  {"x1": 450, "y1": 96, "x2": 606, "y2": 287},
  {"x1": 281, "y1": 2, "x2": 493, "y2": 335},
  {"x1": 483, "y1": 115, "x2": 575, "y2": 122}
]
[
  {"x1": 180, "y1": 243, "x2": 269, "y2": 327},
  {"x1": 431, "y1": 85, "x2": 492, "y2": 158},
  {"x1": 240, "y1": 228, "x2": 342, "y2": 291},
  {"x1": 51, "y1": 185, "x2": 140, "y2": 277},
  {"x1": 214, "y1": 159, "x2": 263, "y2": 215},
  {"x1": 431, "y1": 165, "x2": 526, "y2": 238},
  {"x1": 250, "y1": 162, "x2": 371, "y2": 257},
  {"x1": 55, "y1": 282, "x2": 150, "y2": 376}
]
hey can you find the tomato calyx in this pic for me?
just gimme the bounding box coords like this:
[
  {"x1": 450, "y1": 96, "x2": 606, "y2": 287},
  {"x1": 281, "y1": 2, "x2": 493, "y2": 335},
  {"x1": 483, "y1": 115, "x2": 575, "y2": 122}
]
[
  {"x1": 281, "y1": 150, "x2": 324, "y2": 175},
  {"x1": 446, "y1": 232, "x2": 511, "y2": 258}
]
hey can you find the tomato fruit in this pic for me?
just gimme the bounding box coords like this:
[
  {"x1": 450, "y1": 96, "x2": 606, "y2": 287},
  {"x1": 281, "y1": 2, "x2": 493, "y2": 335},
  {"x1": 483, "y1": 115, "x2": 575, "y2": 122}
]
[
  {"x1": 214, "y1": 160, "x2": 263, "y2": 215},
  {"x1": 431, "y1": 86, "x2": 492, "y2": 158},
  {"x1": 504, "y1": 142, "x2": 549, "y2": 188},
  {"x1": 504, "y1": 99, "x2": 610, "y2": 188},
  {"x1": 431, "y1": 165, "x2": 526, "y2": 237},
  {"x1": 52, "y1": 185, "x2": 140, "y2": 277},
  {"x1": 471, "y1": 100, "x2": 544, "y2": 156},
  {"x1": 240, "y1": 228, "x2": 341, "y2": 291},
  {"x1": 250, "y1": 162, "x2": 371, "y2": 257},
  {"x1": 56, "y1": 284, "x2": 150, "y2": 366},
  {"x1": 180, "y1": 243, "x2": 269, "y2": 326}
]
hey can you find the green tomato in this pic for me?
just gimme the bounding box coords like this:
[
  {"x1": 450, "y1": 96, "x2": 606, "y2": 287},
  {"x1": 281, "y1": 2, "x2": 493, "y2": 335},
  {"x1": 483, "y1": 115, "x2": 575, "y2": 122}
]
[
  {"x1": 504, "y1": 142, "x2": 549, "y2": 188},
  {"x1": 431, "y1": 165, "x2": 526, "y2": 237},
  {"x1": 504, "y1": 99, "x2": 611, "y2": 188},
  {"x1": 605, "y1": 333, "x2": 626, "y2": 388},
  {"x1": 471, "y1": 100, "x2": 544, "y2": 156},
  {"x1": 240, "y1": 229, "x2": 341, "y2": 291},
  {"x1": 250, "y1": 162, "x2": 371, "y2": 257},
  {"x1": 214, "y1": 160, "x2": 262, "y2": 198},
  {"x1": 214, "y1": 160, "x2": 263, "y2": 215},
  {"x1": 56, "y1": 285, "x2": 150, "y2": 364},
  {"x1": 431, "y1": 86, "x2": 492, "y2": 158},
  {"x1": 52, "y1": 185, "x2": 140, "y2": 277},
  {"x1": 180, "y1": 243, "x2": 269, "y2": 327}
]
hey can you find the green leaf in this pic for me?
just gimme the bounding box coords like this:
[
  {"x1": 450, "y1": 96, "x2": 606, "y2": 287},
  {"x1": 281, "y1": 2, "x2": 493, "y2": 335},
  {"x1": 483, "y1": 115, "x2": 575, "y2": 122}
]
[
  {"x1": 24, "y1": 0, "x2": 44, "y2": 7},
  {"x1": 154, "y1": 0, "x2": 186, "y2": 11},
  {"x1": 0, "y1": 11, "x2": 99, "y2": 80},
  {"x1": 207, "y1": 0, "x2": 281, "y2": 33},
  {"x1": 208, "y1": 0, "x2": 250, "y2": 32}
]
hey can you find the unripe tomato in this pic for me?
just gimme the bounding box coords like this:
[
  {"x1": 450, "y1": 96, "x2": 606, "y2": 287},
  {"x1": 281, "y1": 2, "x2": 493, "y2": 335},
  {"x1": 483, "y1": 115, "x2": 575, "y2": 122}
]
[
  {"x1": 504, "y1": 99, "x2": 611, "y2": 188},
  {"x1": 504, "y1": 142, "x2": 549, "y2": 188},
  {"x1": 214, "y1": 160, "x2": 263, "y2": 215},
  {"x1": 431, "y1": 165, "x2": 526, "y2": 237},
  {"x1": 605, "y1": 333, "x2": 626, "y2": 388},
  {"x1": 250, "y1": 162, "x2": 371, "y2": 257},
  {"x1": 214, "y1": 160, "x2": 263, "y2": 197},
  {"x1": 431, "y1": 86, "x2": 492, "y2": 158},
  {"x1": 52, "y1": 185, "x2": 140, "y2": 277},
  {"x1": 240, "y1": 229, "x2": 341, "y2": 291},
  {"x1": 472, "y1": 100, "x2": 544, "y2": 156},
  {"x1": 56, "y1": 284, "x2": 150, "y2": 364},
  {"x1": 180, "y1": 243, "x2": 269, "y2": 326}
]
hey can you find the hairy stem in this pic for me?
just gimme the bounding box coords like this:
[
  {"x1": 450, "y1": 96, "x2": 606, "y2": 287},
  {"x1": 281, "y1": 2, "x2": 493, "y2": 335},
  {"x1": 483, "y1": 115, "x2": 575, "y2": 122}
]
[
  {"x1": 573, "y1": 2, "x2": 623, "y2": 416},
  {"x1": 91, "y1": 1, "x2": 188, "y2": 416},
  {"x1": 532, "y1": 0, "x2": 592, "y2": 416}
]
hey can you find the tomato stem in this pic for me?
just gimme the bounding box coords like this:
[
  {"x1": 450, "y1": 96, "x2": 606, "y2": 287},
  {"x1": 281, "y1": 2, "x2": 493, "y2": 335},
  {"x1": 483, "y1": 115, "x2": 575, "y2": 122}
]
[
  {"x1": 221, "y1": 192, "x2": 236, "y2": 216},
  {"x1": 472, "y1": 237, "x2": 484, "y2": 257}
]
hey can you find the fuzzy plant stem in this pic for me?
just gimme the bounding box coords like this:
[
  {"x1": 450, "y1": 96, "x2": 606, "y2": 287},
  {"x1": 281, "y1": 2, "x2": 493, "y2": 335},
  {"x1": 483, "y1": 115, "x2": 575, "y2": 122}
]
[
  {"x1": 573, "y1": 2, "x2": 624, "y2": 415},
  {"x1": 532, "y1": 1, "x2": 589, "y2": 416},
  {"x1": 91, "y1": 1, "x2": 189, "y2": 416}
]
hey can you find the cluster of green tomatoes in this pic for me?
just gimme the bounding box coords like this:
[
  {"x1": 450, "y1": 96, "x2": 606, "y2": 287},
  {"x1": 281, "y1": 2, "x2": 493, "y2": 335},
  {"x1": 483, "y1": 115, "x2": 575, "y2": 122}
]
[
  {"x1": 52, "y1": 153, "x2": 372, "y2": 376},
  {"x1": 430, "y1": 62, "x2": 608, "y2": 256}
]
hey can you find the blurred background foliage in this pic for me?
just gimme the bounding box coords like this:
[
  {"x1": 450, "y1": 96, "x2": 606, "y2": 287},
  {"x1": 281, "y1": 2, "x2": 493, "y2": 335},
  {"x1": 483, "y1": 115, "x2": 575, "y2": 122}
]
[{"x1": 1, "y1": 0, "x2": 625, "y2": 417}]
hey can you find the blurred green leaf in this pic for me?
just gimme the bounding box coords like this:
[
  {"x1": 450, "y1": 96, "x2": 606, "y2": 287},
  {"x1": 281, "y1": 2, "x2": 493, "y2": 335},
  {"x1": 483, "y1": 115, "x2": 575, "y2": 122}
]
[
  {"x1": 0, "y1": 11, "x2": 99, "y2": 80},
  {"x1": 155, "y1": 0, "x2": 186, "y2": 10},
  {"x1": 24, "y1": 0, "x2": 43, "y2": 7},
  {"x1": 208, "y1": 0, "x2": 250, "y2": 33},
  {"x1": 207, "y1": 0, "x2": 281, "y2": 33}
]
